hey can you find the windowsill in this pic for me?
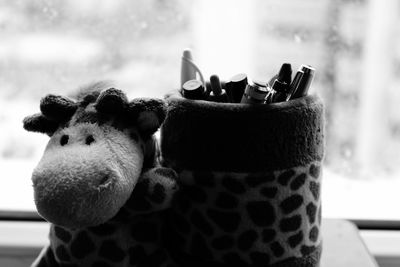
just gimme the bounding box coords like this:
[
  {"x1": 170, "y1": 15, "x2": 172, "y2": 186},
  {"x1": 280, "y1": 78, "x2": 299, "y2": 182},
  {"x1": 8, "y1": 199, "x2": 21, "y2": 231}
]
[
  {"x1": 0, "y1": 221, "x2": 48, "y2": 257},
  {"x1": 1, "y1": 219, "x2": 399, "y2": 267},
  {"x1": 3, "y1": 163, "x2": 400, "y2": 221},
  {"x1": 0, "y1": 210, "x2": 42, "y2": 221},
  {"x1": 361, "y1": 230, "x2": 400, "y2": 267}
]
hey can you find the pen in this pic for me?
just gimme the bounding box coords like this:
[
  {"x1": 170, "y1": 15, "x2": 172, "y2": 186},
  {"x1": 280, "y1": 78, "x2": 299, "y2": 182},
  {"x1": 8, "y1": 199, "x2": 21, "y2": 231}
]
[
  {"x1": 240, "y1": 82, "x2": 268, "y2": 104},
  {"x1": 252, "y1": 79, "x2": 270, "y2": 103},
  {"x1": 206, "y1": 80, "x2": 227, "y2": 95},
  {"x1": 207, "y1": 75, "x2": 229, "y2": 103},
  {"x1": 180, "y1": 49, "x2": 196, "y2": 87},
  {"x1": 270, "y1": 63, "x2": 292, "y2": 103},
  {"x1": 227, "y1": 73, "x2": 248, "y2": 103},
  {"x1": 180, "y1": 48, "x2": 206, "y2": 89},
  {"x1": 248, "y1": 79, "x2": 273, "y2": 104},
  {"x1": 182, "y1": 79, "x2": 206, "y2": 100},
  {"x1": 287, "y1": 69, "x2": 304, "y2": 100},
  {"x1": 290, "y1": 65, "x2": 315, "y2": 99}
]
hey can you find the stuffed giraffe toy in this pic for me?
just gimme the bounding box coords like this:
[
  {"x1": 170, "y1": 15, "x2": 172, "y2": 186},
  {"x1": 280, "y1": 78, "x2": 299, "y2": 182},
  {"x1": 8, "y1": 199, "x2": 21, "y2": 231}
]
[{"x1": 23, "y1": 83, "x2": 179, "y2": 267}]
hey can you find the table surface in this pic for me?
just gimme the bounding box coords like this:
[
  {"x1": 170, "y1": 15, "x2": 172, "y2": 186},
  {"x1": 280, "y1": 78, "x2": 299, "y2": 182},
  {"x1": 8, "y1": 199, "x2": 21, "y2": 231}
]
[{"x1": 321, "y1": 219, "x2": 379, "y2": 267}]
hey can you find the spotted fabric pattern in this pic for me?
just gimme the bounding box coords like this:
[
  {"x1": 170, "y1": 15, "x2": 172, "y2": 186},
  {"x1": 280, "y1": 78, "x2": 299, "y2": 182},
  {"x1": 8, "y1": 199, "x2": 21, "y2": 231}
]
[
  {"x1": 33, "y1": 170, "x2": 179, "y2": 267},
  {"x1": 48, "y1": 216, "x2": 177, "y2": 267},
  {"x1": 166, "y1": 162, "x2": 322, "y2": 266},
  {"x1": 46, "y1": 204, "x2": 178, "y2": 267}
]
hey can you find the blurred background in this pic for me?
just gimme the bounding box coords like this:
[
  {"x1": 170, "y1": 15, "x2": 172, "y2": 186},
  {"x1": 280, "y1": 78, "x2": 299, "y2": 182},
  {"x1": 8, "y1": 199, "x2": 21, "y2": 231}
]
[{"x1": 1, "y1": 0, "x2": 400, "y2": 221}]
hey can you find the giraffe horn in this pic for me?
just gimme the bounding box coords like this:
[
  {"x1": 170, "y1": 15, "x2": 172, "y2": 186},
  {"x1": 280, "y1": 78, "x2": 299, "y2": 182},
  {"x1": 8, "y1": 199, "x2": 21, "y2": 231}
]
[
  {"x1": 95, "y1": 88, "x2": 128, "y2": 115},
  {"x1": 40, "y1": 94, "x2": 78, "y2": 122}
]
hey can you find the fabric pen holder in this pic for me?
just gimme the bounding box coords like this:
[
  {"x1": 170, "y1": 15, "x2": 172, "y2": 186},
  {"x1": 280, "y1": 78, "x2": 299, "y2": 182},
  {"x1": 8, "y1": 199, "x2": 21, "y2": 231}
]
[{"x1": 160, "y1": 94, "x2": 324, "y2": 267}]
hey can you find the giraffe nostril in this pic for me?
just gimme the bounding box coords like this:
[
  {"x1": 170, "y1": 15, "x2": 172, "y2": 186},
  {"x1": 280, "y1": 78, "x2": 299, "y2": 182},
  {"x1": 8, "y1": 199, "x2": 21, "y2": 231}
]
[
  {"x1": 60, "y1": 135, "x2": 69, "y2": 146},
  {"x1": 85, "y1": 135, "x2": 95, "y2": 145}
]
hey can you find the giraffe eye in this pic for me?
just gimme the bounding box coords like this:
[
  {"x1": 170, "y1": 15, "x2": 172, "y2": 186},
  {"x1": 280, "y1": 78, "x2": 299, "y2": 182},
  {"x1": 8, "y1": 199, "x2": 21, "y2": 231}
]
[
  {"x1": 85, "y1": 135, "x2": 95, "y2": 145},
  {"x1": 60, "y1": 135, "x2": 69, "y2": 146}
]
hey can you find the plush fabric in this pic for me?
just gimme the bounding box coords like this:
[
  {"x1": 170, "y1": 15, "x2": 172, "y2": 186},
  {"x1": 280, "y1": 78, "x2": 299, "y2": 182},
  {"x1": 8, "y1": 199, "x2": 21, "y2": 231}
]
[
  {"x1": 40, "y1": 94, "x2": 78, "y2": 121},
  {"x1": 24, "y1": 84, "x2": 179, "y2": 267},
  {"x1": 23, "y1": 113, "x2": 60, "y2": 136},
  {"x1": 32, "y1": 123, "x2": 143, "y2": 227},
  {"x1": 161, "y1": 93, "x2": 324, "y2": 173},
  {"x1": 160, "y1": 93, "x2": 324, "y2": 267}
]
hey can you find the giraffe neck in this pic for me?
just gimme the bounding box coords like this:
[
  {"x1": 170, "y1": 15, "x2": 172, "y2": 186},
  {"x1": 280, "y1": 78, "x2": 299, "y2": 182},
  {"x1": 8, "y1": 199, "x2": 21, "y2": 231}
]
[{"x1": 142, "y1": 135, "x2": 159, "y2": 169}]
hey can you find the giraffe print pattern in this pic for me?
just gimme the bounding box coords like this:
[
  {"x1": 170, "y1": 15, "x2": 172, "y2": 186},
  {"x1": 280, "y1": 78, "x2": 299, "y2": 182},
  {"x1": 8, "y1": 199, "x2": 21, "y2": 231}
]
[
  {"x1": 33, "y1": 170, "x2": 180, "y2": 267},
  {"x1": 166, "y1": 162, "x2": 322, "y2": 266},
  {"x1": 47, "y1": 215, "x2": 176, "y2": 267}
]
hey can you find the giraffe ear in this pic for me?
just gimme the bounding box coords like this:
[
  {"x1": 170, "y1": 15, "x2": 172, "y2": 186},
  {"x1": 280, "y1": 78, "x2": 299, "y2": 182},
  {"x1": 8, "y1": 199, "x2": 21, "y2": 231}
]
[
  {"x1": 128, "y1": 98, "x2": 167, "y2": 136},
  {"x1": 23, "y1": 113, "x2": 59, "y2": 136},
  {"x1": 24, "y1": 94, "x2": 77, "y2": 136}
]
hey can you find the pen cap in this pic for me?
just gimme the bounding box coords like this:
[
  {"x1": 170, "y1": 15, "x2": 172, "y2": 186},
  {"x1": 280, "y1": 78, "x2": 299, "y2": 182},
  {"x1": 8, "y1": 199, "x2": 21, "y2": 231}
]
[
  {"x1": 230, "y1": 73, "x2": 248, "y2": 84},
  {"x1": 278, "y1": 63, "x2": 293, "y2": 84},
  {"x1": 291, "y1": 65, "x2": 316, "y2": 99},
  {"x1": 272, "y1": 79, "x2": 288, "y2": 93},
  {"x1": 229, "y1": 73, "x2": 248, "y2": 103},
  {"x1": 182, "y1": 79, "x2": 205, "y2": 100},
  {"x1": 244, "y1": 83, "x2": 268, "y2": 100},
  {"x1": 299, "y1": 65, "x2": 315, "y2": 86},
  {"x1": 288, "y1": 70, "x2": 304, "y2": 98},
  {"x1": 301, "y1": 64, "x2": 316, "y2": 76},
  {"x1": 252, "y1": 79, "x2": 267, "y2": 88},
  {"x1": 180, "y1": 49, "x2": 196, "y2": 87}
]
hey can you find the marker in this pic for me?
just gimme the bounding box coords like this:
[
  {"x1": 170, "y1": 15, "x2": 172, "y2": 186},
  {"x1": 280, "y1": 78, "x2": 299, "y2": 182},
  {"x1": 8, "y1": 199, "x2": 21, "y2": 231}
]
[
  {"x1": 253, "y1": 79, "x2": 268, "y2": 88},
  {"x1": 227, "y1": 73, "x2": 248, "y2": 103},
  {"x1": 240, "y1": 82, "x2": 268, "y2": 104},
  {"x1": 250, "y1": 79, "x2": 273, "y2": 104},
  {"x1": 270, "y1": 63, "x2": 292, "y2": 103},
  {"x1": 290, "y1": 65, "x2": 315, "y2": 99},
  {"x1": 206, "y1": 80, "x2": 227, "y2": 95},
  {"x1": 267, "y1": 74, "x2": 278, "y2": 87},
  {"x1": 208, "y1": 75, "x2": 229, "y2": 103},
  {"x1": 287, "y1": 69, "x2": 304, "y2": 100},
  {"x1": 182, "y1": 79, "x2": 206, "y2": 100}
]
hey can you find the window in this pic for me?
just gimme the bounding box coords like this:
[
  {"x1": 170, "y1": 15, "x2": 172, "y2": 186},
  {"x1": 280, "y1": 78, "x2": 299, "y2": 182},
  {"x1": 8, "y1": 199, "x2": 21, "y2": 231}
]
[{"x1": 1, "y1": 0, "x2": 400, "y2": 222}]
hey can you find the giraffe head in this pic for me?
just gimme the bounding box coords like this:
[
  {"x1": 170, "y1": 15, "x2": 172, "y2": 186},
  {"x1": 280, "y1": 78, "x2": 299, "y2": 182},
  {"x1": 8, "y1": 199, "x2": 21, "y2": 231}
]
[{"x1": 23, "y1": 84, "x2": 166, "y2": 228}]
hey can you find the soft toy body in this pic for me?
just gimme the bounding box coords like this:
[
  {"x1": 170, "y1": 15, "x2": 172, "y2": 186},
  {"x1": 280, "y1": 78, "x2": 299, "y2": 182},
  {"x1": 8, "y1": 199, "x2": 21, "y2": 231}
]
[{"x1": 23, "y1": 83, "x2": 179, "y2": 267}]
